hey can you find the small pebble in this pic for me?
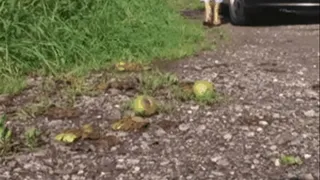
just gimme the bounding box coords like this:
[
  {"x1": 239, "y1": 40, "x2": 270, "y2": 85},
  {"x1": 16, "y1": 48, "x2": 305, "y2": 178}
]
[
  {"x1": 234, "y1": 105, "x2": 242, "y2": 112},
  {"x1": 272, "y1": 113, "x2": 280, "y2": 119},
  {"x1": 270, "y1": 145, "x2": 277, "y2": 151},
  {"x1": 132, "y1": 166, "x2": 140, "y2": 173},
  {"x1": 155, "y1": 129, "x2": 166, "y2": 136},
  {"x1": 259, "y1": 121, "x2": 268, "y2": 126},
  {"x1": 253, "y1": 159, "x2": 259, "y2": 164},
  {"x1": 247, "y1": 132, "x2": 255, "y2": 137},
  {"x1": 63, "y1": 175, "x2": 70, "y2": 180},
  {"x1": 305, "y1": 89, "x2": 318, "y2": 98},
  {"x1": 300, "y1": 173, "x2": 314, "y2": 180},
  {"x1": 160, "y1": 160, "x2": 170, "y2": 166},
  {"x1": 266, "y1": 106, "x2": 272, "y2": 110},
  {"x1": 274, "y1": 159, "x2": 281, "y2": 166},
  {"x1": 304, "y1": 110, "x2": 317, "y2": 117},
  {"x1": 179, "y1": 123, "x2": 190, "y2": 132},
  {"x1": 211, "y1": 156, "x2": 222, "y2": 162},
  {"x1": 190, "y1": 105, "x2": 199, "y2": 110},
  {"x1": 223, "y1": 133, "x2": 233, "y2": 141},
  {"x1": 211, "y1": 171, "x2": 224, "y2": 176},
  {"x1": 186, "y1": 175, "x2": 193, "y2": 180},
  {"x1": 196, "y1": 125, "x2": 206, "y2": 132},
  {"x1": 0, "y1": 94, "x2": 9, "y2": 102},
  {"x1": 217, "y1": 159, "x2": 230, "y2": 166},
  {"x1": 304, "y1": 154, "x2": 312, "y2": 159}
]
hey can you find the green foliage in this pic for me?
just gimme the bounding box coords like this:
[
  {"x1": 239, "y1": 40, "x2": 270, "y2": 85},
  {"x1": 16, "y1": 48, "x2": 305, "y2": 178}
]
[
  {"x1": 0, "y1": 115, "x2": 11, "y2": 142},
  {"x1": 24, "y1": 127, "x2": 41, "y2": 149},
  {"x1": 0, "y1": 0, "x2": 205, "y2": 94},
  {"x1": 141, "y1": 71, "x2": 179, "y2": 93},
  {"x1": 167, "y1": 0, "x2": 204, "y2": 10},
  {"x1": 0, "y1": 115, "x2": 12, "y2": 155},
  {"x1": 280, "y1": 155, "x2": 303, "y2": 166}
]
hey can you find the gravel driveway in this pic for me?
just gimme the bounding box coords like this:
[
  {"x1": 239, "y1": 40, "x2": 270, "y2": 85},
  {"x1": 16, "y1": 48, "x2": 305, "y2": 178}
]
[{"x1": 0, "y1": 12, "x2": 319, "y2": 180}]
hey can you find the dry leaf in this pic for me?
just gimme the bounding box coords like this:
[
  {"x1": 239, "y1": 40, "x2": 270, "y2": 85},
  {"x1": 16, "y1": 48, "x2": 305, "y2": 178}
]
[
  {"x1": 111, "y1": 116, "x2": 150, "y2": 131},
  {"x1": 55, "y1": 124, "x2": 100, "y2": 143},
  {"x1": 45, "y1": 106, "x2": 80, "y2": 119},
  {"x1": 55, "y1": 129, "x2": 82, "y2": 143},
  {"x1": 115, "y1": 62, "x2": 151, "y2": 72},
  {"x1": 106, "y1": 76, "x2": 140, "y2": 91},
  {"x1": 81, "y1": 124, "x2": 100, "y2": 140},
  {"x1": 179, "y1": 82, "x2": 194, "y2": 94}
]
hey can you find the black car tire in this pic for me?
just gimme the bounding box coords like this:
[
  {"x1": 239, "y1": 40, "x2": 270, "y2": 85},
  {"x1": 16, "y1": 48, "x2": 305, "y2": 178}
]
[{"x1": 229, "y1": 0, "x2": 253, "y2": 25}]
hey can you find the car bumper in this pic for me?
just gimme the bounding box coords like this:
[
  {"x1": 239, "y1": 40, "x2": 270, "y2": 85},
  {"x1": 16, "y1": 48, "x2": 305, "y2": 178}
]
[{"x1": 244, "y1": 0, "x2": 320, "y2": 7}]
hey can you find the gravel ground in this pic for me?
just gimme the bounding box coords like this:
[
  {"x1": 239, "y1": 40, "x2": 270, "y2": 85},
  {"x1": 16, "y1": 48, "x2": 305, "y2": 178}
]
[{"x1": 0, "y1": 11, "x2": 319, "y2": 180}]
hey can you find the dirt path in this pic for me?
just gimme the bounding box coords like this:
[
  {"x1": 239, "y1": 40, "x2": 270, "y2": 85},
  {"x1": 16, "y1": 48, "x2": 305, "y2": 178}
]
[{"x1": 1, "y1": 12, "x2": 319, "y2": 180}]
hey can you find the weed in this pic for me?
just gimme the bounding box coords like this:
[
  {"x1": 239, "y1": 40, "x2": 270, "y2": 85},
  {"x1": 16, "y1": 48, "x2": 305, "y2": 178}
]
[
  {"x1": 57, "y1": 75, "x2": 92, "y2": 97},
  {"x1": 24, "y1": 127, "x2": 41, "y2": 150},
  {"x1": 120, "y1": 100, "x2": 134, "y2": 112},
  {"x1": 140, "y1": 71, "x2": 179, "y2": 95},
  {"x1": 14, "y1": 96, "x2": 52, "y2": 120},
  {"x1": 157, "y1": 102, "x2": 176, "y2": 114},
  {"x1": 280, "y1": 155, "x2": 303, "y2": 166},
  {"x1": 0, "y1": 115, "x2": 12, "y2": 155},
  {"x1": 194, "y1": 91, "x2": 220, "y2": 105},
  {"x1": 171, "y1": 85, "x2": 194, "y2": 101}
]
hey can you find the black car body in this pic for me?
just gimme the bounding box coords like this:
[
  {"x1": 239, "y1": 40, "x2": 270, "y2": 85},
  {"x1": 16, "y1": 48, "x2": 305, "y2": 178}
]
[{"x1": 224, "y1": 0, "x2": 320, "y2": 25}]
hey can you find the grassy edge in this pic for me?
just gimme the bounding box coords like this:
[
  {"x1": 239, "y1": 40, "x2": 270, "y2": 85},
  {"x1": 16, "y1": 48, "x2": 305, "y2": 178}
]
[{"x1": 0, "y1": 1, "x2": 227, "y2": 96}]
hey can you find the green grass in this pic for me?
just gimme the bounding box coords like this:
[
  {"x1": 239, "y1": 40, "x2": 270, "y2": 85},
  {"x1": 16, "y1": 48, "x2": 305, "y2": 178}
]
[
  {"x1": 0, "y1": 0, "x2": 208, "y2": 94},
  {"x1": 167, "y1": 0, "x2": 204, "y2": 10}
]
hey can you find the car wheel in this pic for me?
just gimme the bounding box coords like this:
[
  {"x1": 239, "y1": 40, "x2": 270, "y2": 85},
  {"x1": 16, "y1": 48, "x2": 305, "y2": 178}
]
[{"x1": 229, "y1": 0, "x2": 252, "y2": 25}]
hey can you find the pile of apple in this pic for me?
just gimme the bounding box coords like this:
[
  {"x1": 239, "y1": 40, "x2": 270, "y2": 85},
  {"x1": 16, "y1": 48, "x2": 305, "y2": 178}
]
[{"x1": 132, "y1": 80, "x2": 214, "y2": 116}]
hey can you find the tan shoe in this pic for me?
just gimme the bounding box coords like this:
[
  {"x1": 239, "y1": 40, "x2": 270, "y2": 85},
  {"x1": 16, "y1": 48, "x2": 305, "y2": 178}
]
[{"x1": 213, "y1": 2, "x2": 222, "y2": 26}]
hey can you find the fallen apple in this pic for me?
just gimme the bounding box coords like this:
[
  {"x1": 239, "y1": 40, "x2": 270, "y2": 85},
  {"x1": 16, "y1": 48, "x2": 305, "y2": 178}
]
[
  {"x1": 192, "y1": 80, "x2": 215, "y2": 98},
  {"x1": 132, "y1": 95, "x2": 158, "y2": 116}
]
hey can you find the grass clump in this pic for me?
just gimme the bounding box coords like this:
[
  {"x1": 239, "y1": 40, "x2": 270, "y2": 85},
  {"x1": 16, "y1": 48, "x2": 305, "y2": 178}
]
[
  {"x1": 24, "y1": 127, "x2": 41, "y2": 150},
  {"x1": 0, "y1": 115, "x2": 13, "y2": 155},
  {"x1": 167, "y1": 0, "x2": 204, "y2": 10},
  {"x1": 0, "y1": 0, "x2": 205, "y2": 94},
  {"x1": 139, "y1": 71, "x2": 221, "y2": 105},
  {"x1": 140, "y1": 71, "x2": 179, "y2": 94}
]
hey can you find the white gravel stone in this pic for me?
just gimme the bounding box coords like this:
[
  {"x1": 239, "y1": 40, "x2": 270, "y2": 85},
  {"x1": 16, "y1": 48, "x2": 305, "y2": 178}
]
[
  {"x1": 304, "y1": 110, "x2": 317, "y2": 117},
  {"x1": 259, "y1": 121, "x2": 268, "y2": 126},
  {"x1": 179, "y1": 123, "x2": 190, "y2": 131},
  {"x1": 223, "y1": 133, "x2": 233, "y2": 141}
]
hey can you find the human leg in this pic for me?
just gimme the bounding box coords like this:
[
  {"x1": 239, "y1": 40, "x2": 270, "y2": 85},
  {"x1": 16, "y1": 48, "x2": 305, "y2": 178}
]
[
  {"x1": 213, "y1": 0, "x2": 222, "y2": 25},
  {"x1": 202, "y1": 0, "x2": 213, "y2": 26}
]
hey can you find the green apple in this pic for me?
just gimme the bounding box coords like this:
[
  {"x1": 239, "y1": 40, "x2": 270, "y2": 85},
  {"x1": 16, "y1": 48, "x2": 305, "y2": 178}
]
[
  {"x1": 192, "y1": 80, "x2": 214, "y2": 98},
  {"x1": 132, "y1": 95, "x2": 158, "y2": 116}
]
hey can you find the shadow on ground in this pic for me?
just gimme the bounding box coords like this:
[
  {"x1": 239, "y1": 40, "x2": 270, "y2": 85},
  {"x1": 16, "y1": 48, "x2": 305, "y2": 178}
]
[{"x1": 181, "y1": 7, "x2": 319, "y2": 27}]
